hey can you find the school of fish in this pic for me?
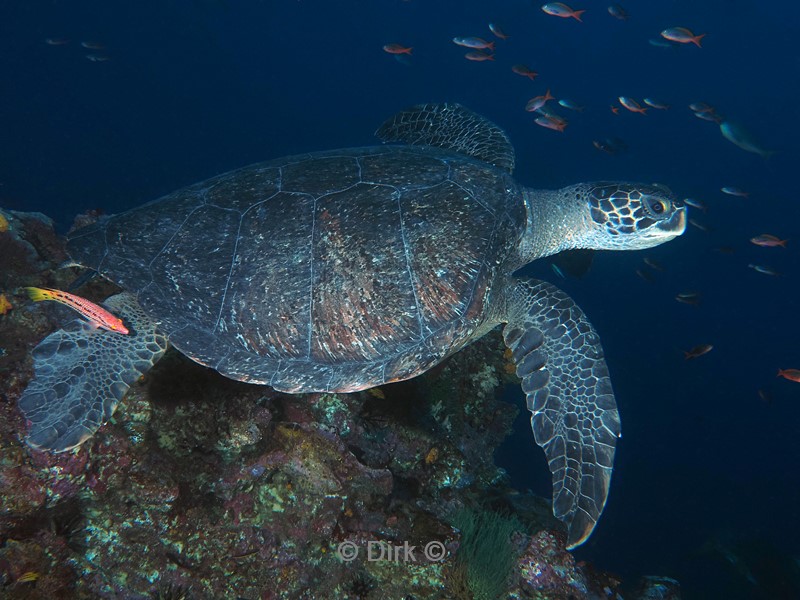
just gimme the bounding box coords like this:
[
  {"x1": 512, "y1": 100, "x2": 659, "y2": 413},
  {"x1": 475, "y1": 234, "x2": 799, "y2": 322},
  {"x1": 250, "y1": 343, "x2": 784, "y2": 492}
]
[{"x1": 379, "y1": 4, "x2": 789, "y2": 396}]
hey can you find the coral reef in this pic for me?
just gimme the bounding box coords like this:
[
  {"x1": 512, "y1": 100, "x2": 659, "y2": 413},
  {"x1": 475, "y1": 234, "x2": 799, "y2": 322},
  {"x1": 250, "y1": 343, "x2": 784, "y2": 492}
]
[{"x1": 0, "y1": 208, "x2": 678, "y2": 599}]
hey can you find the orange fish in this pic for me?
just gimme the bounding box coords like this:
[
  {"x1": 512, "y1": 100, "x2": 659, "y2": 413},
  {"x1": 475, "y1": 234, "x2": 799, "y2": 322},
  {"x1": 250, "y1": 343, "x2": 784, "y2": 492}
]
[
  {"x1": 465, "y1": 51, "x2": 494, "y2": 61},
  {"x1": 610, "y1": 104, "x2": 620, "y2": 115},
  {"x1": 618, "y1": 96, "x2": 648, "y2": 114},
  {"x1": 489, "y1": 23, "x2": 510, "y2": 39},
  {"x1": 748, "y1": 264, "x2": 780, "y2": 276},
  {"x1": 750, "y1": 234, "x2": 787, "y2": 248},
  {"x1": 777, "y1": 369, "x2": 800, "y2": 383},
  {"x1": 607, "y1": 4, "x2": 629, "y2": 20},
  {"x1": 24, "y1": 286, "x2": 129, "y2": 335},
  {"x1": 644, "y1": 98, "x2": 670, "y2": 110},
  {"x1": 452, "y1": 37, "x2": 495, "y2": 50},
  {"x1": 525, "y1": 89, "x2": 555, "y2": 112},
  {"x1": 534, "y1": 115, "x2": 567, "y2": 132},
  {"x1": 383, "y1": 44, "x2": 412, "y2": 55},
  {"x1": 542, "y1": 3, "x2": 585, "y2": 22},
  {"x1": 512, "y1": 64, "x2": 538, "y2": 80},
  {"x1": 684, "y1": 344, "x2": 713, "y2": 360},
  {"x1": 661, "y1": 27, "x2": 706, "y2": 48},
  {"x1": 689, "y1": 102, "x2": 716, "y2": 113},
  {"x1": 675, "y1": 292, "x2": 701, "y2": 306},
  {"x1": 721, "y1": 186, "x2": 749, "y2": 198}
]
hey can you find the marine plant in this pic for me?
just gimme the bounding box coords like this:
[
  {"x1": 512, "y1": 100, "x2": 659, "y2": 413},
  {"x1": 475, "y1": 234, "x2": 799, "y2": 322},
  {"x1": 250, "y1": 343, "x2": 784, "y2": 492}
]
[{"x1": 450, "y1": 507, "x2": 523, "y2": 600}]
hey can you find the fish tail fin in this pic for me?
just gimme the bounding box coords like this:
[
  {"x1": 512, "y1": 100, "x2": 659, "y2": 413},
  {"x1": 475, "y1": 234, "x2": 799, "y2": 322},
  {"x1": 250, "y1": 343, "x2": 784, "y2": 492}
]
[
  {"x1": 780, "y1": 239, "x2": 788, "y2": 248},
  {"x1": 24, "y1": 286, "x2": 54, "y2": 303},
  {"x1": 693, "y1": 33, "x2": 706, "y2": 47},
  {"x1": 777, "y1": 369, "x2": 785, "y2": 378},
  {"x1": 405, "y1": 47, "x2": 413, "y2": 55},
  {"x1": 573, "y1": 10, "x2": 585, "y2": 22},
  {"x1": 545, "y1": 89, "x2": 554, "y2": 101},
  {"x1": 487, "y1": 54, "x2": 495, "y2": 61},
  {"x1": 683, "y1": 350, "x2": 691, "y2": 360},
  {"x1": 488, "y1": 41, "x2": 495, "y2": 52}
]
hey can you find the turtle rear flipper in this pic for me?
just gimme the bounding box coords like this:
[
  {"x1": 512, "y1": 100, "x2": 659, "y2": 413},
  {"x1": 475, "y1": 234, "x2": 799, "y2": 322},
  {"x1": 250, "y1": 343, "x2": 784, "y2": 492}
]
[
  {"x1": 502, "y1": 279, "x2": 621, "y2": 549},
  {"x1": 19, "y1": 292, "x2": 167, "y2": 452}
]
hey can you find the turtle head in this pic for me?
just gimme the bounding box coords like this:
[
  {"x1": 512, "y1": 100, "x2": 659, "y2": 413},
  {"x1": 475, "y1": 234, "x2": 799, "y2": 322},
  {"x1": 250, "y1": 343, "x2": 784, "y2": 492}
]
[
  {"x1": 578, "y1": 182, "x2": 686, "y2": 250},
  {"x1": 519, "y1": 181, "x2": 686, "y2": 263}
]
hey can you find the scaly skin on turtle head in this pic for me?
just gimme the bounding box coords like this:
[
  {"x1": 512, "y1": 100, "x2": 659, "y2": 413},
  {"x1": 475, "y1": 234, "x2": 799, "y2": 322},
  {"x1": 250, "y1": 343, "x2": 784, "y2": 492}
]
[
  {"x1": 519, "y1": 181, "x2": 686, "y2": 261},
  {"x1": 581, "y1": 182, "x2": 686, "y2": 250}
]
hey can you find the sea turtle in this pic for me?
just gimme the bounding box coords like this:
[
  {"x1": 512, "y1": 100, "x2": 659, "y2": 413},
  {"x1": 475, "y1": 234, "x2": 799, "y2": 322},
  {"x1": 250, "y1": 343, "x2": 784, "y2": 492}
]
[{"x1": 19, "y1": 103, "x2": 685, "y2": 548}]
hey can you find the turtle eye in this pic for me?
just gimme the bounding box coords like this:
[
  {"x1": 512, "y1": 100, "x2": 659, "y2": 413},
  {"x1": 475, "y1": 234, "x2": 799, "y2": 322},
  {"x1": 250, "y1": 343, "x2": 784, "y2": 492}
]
[{"x1": 644, "y1": 196, "x2": 671, "y2": 219}]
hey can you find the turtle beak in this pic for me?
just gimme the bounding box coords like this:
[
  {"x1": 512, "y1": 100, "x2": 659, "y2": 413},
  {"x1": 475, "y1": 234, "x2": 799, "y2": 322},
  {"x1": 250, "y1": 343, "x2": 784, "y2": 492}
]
[{"x1": 657, "y1": 205, "x2": 687, "y2": 237}]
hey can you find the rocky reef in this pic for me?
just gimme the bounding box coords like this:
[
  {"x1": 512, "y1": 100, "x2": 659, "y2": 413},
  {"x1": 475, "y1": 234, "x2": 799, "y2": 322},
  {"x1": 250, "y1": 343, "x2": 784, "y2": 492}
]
[{"x1": 0, "y1": 208, "x2": 680, "y2": 599}]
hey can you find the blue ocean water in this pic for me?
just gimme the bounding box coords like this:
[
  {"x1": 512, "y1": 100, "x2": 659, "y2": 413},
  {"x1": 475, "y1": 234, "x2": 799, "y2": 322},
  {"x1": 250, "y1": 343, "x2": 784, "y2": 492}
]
[{"x1": 2, "y1": 1, "x2": 798, "y2": 597}]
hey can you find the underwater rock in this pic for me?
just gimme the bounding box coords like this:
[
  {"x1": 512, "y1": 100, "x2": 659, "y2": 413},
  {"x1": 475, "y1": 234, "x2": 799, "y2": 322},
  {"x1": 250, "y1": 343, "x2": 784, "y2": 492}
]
[
  {"x1": 517, "y1": 529, "x2": 593, "y2": 599},
  {"x1": 630, "y1": 575, "x2": 682, "y2": 600}
]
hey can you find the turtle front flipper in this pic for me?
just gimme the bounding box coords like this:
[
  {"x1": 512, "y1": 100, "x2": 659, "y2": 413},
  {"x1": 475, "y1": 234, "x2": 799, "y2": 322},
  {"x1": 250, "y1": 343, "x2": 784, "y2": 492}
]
[
  {"x1": 502, "y1": 278, "x2": 620, "y2": 549},
  {"x1": 375, "y1": 102, "x2": 516, "y2": 173},
  {"x1": 18, "y1": 292, "x2": 167, "y2": 452}
]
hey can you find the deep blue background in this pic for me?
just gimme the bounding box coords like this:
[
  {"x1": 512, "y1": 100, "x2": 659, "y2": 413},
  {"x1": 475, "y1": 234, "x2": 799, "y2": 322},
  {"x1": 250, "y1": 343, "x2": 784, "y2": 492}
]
[{"x1": 2, "y1": 1, "x2": 798, "y2": 598}]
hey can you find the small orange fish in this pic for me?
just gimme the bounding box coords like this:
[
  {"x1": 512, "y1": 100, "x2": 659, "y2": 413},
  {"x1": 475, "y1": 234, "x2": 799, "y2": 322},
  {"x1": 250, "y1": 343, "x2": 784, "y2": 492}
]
[
  {"x1": 683, "y1": 198, "x2": 707, "y2": 212},
  {"x1": 748, "y1": 264, "x2": 781, "y2": 276},
  {"x1": 542, "y1": 3, "x2": 585, "y2": 22},
  {"x1": 689, "y1": 218, "x2": 709, "y2": 232},
  {"x1": 750, "y1": 234, "x2": 786, "y2": 248},
  {"x1": 693, "y1": 111, "x2": 722, "y2": 123},
  {"x1": 721, "y1": 186, "x2": 749, "y2": 198},
  {"x1": 644, "y1": 98, "x2": 670, "y2": 110},
  {"x1": 643, "y1": 257, "x2": 665, "y2": 271},
  {"x1": 618, "y1": 96, "x2": 648, "y2": 114},
  {"x1": 534, "y1": 115, "x2": 567, "y2": 132},
  {"x1": 452, "y1": 37, "x2": 495, "y2": 51},
  {"x1": 383, "y1": 44, "x2": 412, "y2": 55},
  {"x1": 512, "y1": 64, "x2": 538, "y2": 80},
  {"x1": 489, "y1": 23, "x2": 510, "y2": 40},
  {"x1": 777, "y1": 369, "x2": 800, "y2": 383},
  {"x1": 689, "y1": 102, "x2": 715, "y2": 113},
  {"x1": 24, "y1": 287, "x2": 129, "y2": 335},
  {"x1": 464, "y1": 51, "x2": 494, "y2": 61},
  {"x1": 525, "y1": 89, "x2": 555, "y2": 112},
  {"x1": 607, "y1": 4, "x2": 629, "y2": 20},
  {"x1": 661, "y1": 27, "x2": 706, "y2": 48},
  {"x1": 675, "y1": 292, "x2": 701, "y2": 306},
  {"x1": 610, "y1": 104, "x2": 620, "y2": 115},
  {"x1": 684, "y1": 344, "x2": 713, "y2": 360}
]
